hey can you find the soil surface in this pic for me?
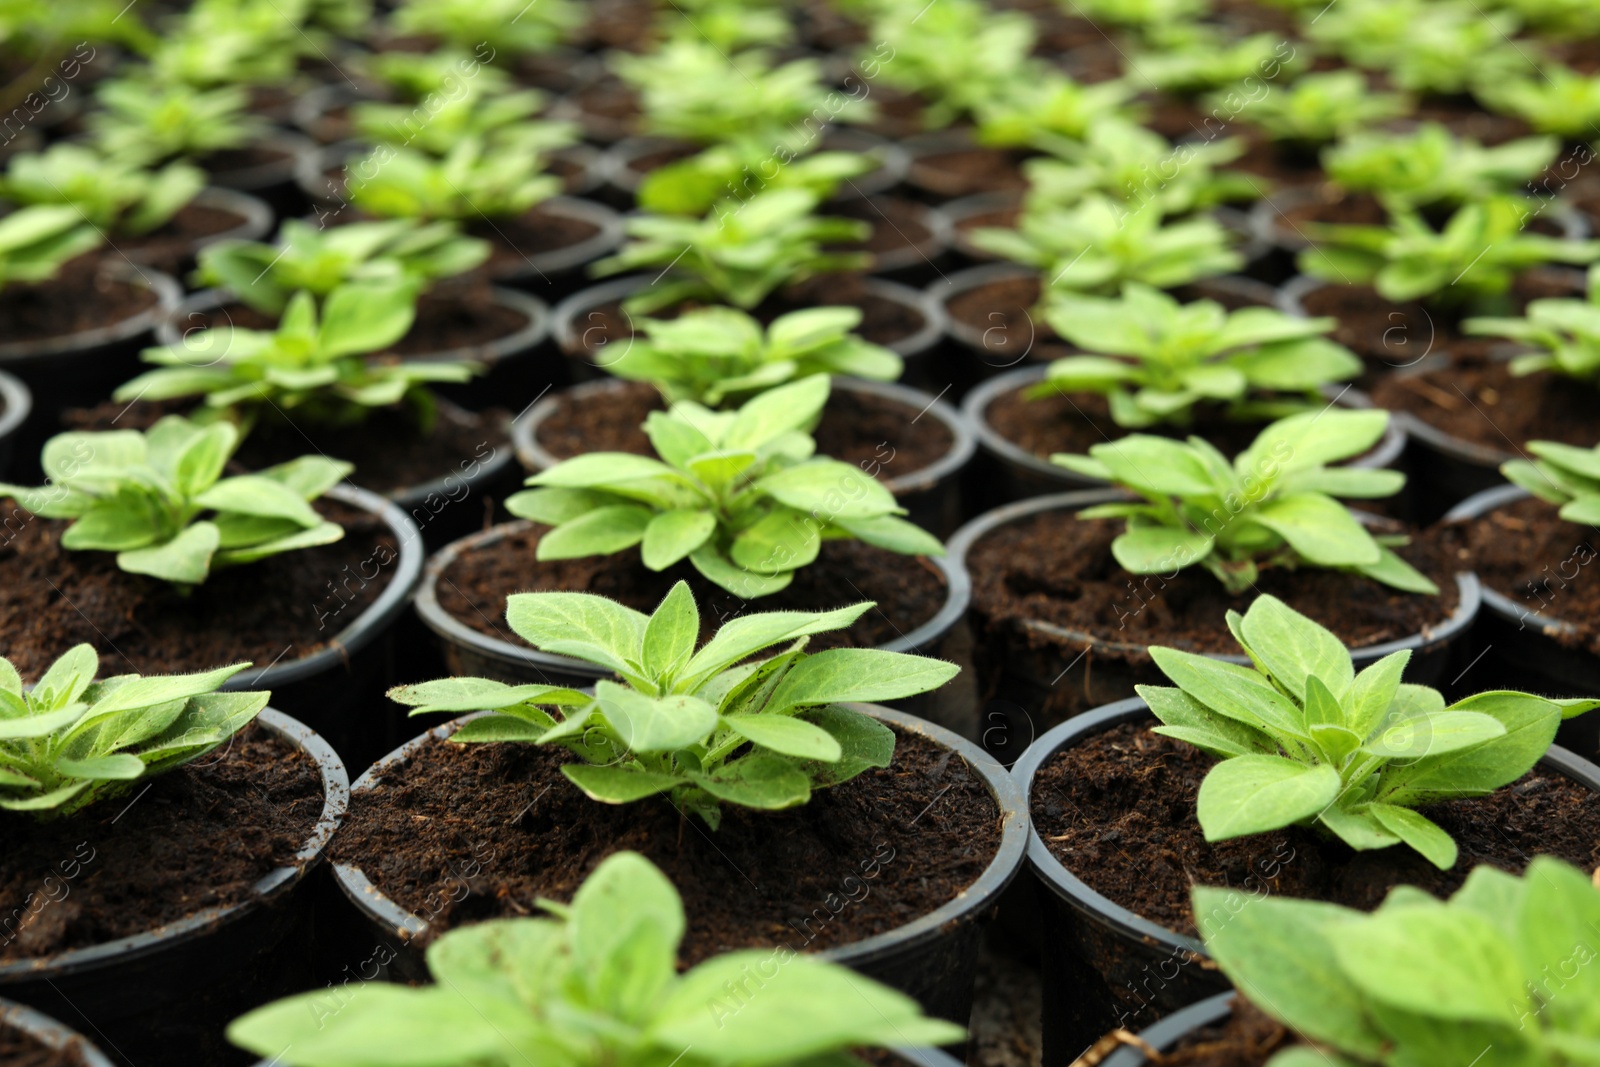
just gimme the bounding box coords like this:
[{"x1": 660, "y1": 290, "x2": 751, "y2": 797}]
[
  {"x1": 119, "y1": 200, "x2": 250, "y2": 274},
  {"x1": 966, "y1": 510, "x2": 1461, "y2": 656},
  {"x1": 0, "y1": 723, "x2": 321, "y2": 960},
  {"x1": 1448, "y1": 495, "x2": 1600, "y2": 656},
  {"x1": 1369, "y1": 359, "x2": 1597, "y2": 454},
  {"x1": 533, "y1": 379, "x2": 954, "y2": 485},
  {"x1": 1034, "y1": 720, "x2": 1600, "y2": 937},
  {"x1": 828, "y1": 196, "x2": 938, "y2": 269},
  {"x1": 0, "y1": 500, "x2": 396, "y2": 676},
  {"x1": 332, "y1": 724, "x2": 1001, "y2": 961},
  {"x1": 0, "y1": 1025, "x2": 92, "y2": 1067},
  {"x1": 908, "y1": 147, "x2": 1027, "y2": 199},
  {"x1": 468, "y1": 203, "x2": 602, "y2": 278},
  {"x1": 0, "y1": 257, "x2": 158, "y2": 344},
  {"x1": 200, "y1": 141, "x2": 294, "y2": 179},
  {"x1": 437, "y1": 527, "x2": 949, "y2": 651},
  {"x1": 1143, "y1": 998, "x2": 1292, "y2": 1066}
]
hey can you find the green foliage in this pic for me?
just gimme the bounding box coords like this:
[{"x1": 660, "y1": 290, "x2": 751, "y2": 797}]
[
  {"x1": 659, "y1": 0, "x2": 794, "y2": 51},
  {"x1": 0, "y1": 206, "x2": 103, "y2": 289},
  {"x1": 506, "y1": 375, "x2": 942, "y2": 598},
  {"x1": 195, "y1": 218, "x2": 491, "y2": 316},
  {"x1": 0, "y1": 0, "x2": 155, "y2": 52},
  {"x1": 0, "y1": 645, "x2": 269, "y2": 817},
  {"x1": 1465, "y1": 267, "x2": 1600, "y2": 385},
  {"x1": 1484, "y1": 0, "x2": 1600, "y2": 36},
  {"x1": 87, "y1": 77, "x2": 267, "y2": 166},
  {"x1": 231, "y1": 851, "x2": 965, "y2": 1064},
  {"x1": 1038, "y1": 283, "x2": 1361, "y2": 428},
  {"x1": 357, "y1": 48, "x2": 515, "y2": 101},
  {"x1": 969, "y1": 195, "x2": 1244, "y2": 295},
  {"x1": 605, "y1": 306, "x2": 902, "y2": 406},
  {"x1": 1053, "y1": 410, "x2": 1436, "y2": 595},
  {"x1": 391, "y1": 582, "x2": 958, "y2": 825},
  {"x1": 117, "y1": 286, "x2": 476, "y2": 428},
  {"x1": 0, "y1": 417, "x2": 350, "y2": 587},
  {"x1": 863, "y1": 0, "x2": 1036, "y2": 127},
  {"x1": 1298, "y1": 197, "x2": 1600, "y2": 306},
  {"x1": 1209, "y1": 71, "x2": 1410, "y2": 147},
  {"x1": 389, "y1": 0, "x2": 582, "y2": 56},
  {"x1": 591, "y1": 189, "x2": 869, "y2": 315},
  {"x1": 1196, "y1": 856, "x2": 1600, "y2": 1065},
  {"x1": 1501, "y1": 440, "x2": 1600, "y2": 526},
  {"x1": 1307, "y1": 0, "x2": 1538, "y2": 94},
  {"x1": 1146, "y1": 596, "x2": 1596, "y2": 866},
  {"x1": 1066, "y1": 0, "x2": 1207, "y2": 30},
  {"x1": 346, "y1": 140, "x2": 562, "y2": 222},
  {"x1": 1477, "y1": 66, "x2": 1600, "y2": 141},
  {"x1": 1016, "y1": 121, "x2": 1259, "y2": 217},
  {"x1": 1131, "y1": 29, "x2": 1303, "y2": 96},
  {"x1": 147, "y1": 0, "x2": 310, "y2": 89},
  {"x1": 973, "y1": 74, "x2": 1146, "y2": 151},
  {"x1": 1323, "y1": 124, "x2": 1559, "y2": 212},
  {"x1": 637, "y1": 145, "x2": 875, "y2": 218},
  {"x1": 2, "y1": 145, "x2": 204, "y2": 236},
  {"x1": 350, "y1": 88, "x2": 579, "y2": 158}
]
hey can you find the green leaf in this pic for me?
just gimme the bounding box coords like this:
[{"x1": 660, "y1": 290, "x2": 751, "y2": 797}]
[
  {"x1": 1196, "y1": 755, "x2": 1342, "y2": 840},
  {"x1": 1235, "y1": 595, "x2": 1355, "y2": 702},
  {"x1": 1378, "y1": 691, "x2": 1559, "y2": 805},
  {"x1": 730, "y1": 508, "x2": 821, "y2": 574},
  {"x1": 195, "y1": 475, "x2": 323, "y2": 527},
  {"x1": 1148, "y1": 647, "x2": 1305, "y2": 736},
  {"x1": 800, "y1": 704, "x2": 895, "y2": 786},
  {"x1": 681, "y1": 604, "x2": 872, "y2": 686},
  {"x1": 642, "y1": 582, "x2": 699, "y2": 684},
  {"x1": 755, "y1": 461, "x2": 900, "y2": 520},
  {"x1": 317, "y1": 280, "x2": 417, "y2": 358},
  {"x1": 593, "y1": 681, "x2": 718, "y2": 755},
  {"x1": 689, "y1": 544, "x2": 793, "y2": 598},
  {"x1": 505, "y1": 592, "x2": 649, "y2": 676},
  {"x1": 505, "y1": 487, "x2": 613, "y2": 525},
  {"x1": 1366, "y1": 803, "x2": 1458, "y2": 868},
  {"x1": 562, "y1": 763, "x2": 682, "y2": 803},
  {"x1": 117, "y1": 522, "x2": 222, "y2": 585},
  {"x1": 1345, "y1": 650, "x2": 1412, "y2": 741},
  {"x1": 53, "y1": 753, "x2": 145, "y2": 781},
  {"x1": 538, "y1": 505, "x2": 654, "y2": 560},
  {"x1": 640, "y1": 509, "x2": 716, "y2": 570},
  {"x1": 1361, "y1": 710, "x2": 1505, "y2": 760},
  {"x1": 388, "y1": 678, "x2": 587, "y2": 714},
  {"x1": 722, "y1": 714, "x2": 842, "y2": 762},
  {"x1": 1251, "y1": 492, "x2": 1380, "y2": 566},
  {"x1": 1353, "y1": 544, "x2": 1440, "y2": 595},
  {"x1": 1111, "y1": 525, "x2": 1213, "y2": 573},
  {"x1": 692, "y1": 753, "x2": 811, "y2": 809},
  {"x1": 450, "y1": 714, "x2": 553, "y2": 743},
  {"x1": 764, "y1": 648, "x2": 959, "y2": 714},
  {"x1": 569, "y1": 852, "x2": 681, "y2": 1022},
  {"x1": 1514, "y1": 856, "x2": 1600, "y2": 1033},
  {"x1": 830, "y1": 515, "x2": 944, "y2": 557}
]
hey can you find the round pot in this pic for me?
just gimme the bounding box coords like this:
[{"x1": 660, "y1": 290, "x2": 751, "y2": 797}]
[
  {"x1": 1016, "y1": 696, "x2": 1600, "y2": 1063},
  {"x1": 941, "y1": 190, "x2": 1020, "y2": 263},
  {"x1": 1098, "y1": 992, "x2": 1236, "y2": 1067},
  {"x1": 296, "y1": 138, "x2": 606, "y2": 207},
  {"x1": 204, "y1": 129, "x2": 317, "y2": 217},
  {"x1": 949, "y1": 489, "x2": 1482, "y2": 764},
  {"x1": 0, "y1": 996, "x2": 116, "y2": 1067},
  {"x1": 477, "y1": 195, "x2": 626, "y2": 294},
  {"x1": 600, "y1": 128, "x2": 909, "y2": 202},
  {"x1": 900, "y1": 129, "x2": 1027, "y2": 201},
  {"x1": 412, "y1": 519, "x2": 972, "y2": 698},
  {"x1": 122, "y1": 187, "x2": 275, "y2": 273},
  {"x1": 511, "y1": 375, "x2": 975, "y2": 535},
  {"x1": 0, "y1": 708, "x2": 348, "y2": 1067},
  {"x1": 829, "y1": 194, "x2": 953, "y2": 285},
  {"x1": 329, "y1": 703, "x2": 1027, "y2": 1027},
  {"x1": 0, "y1": 367, "x2": 33, "y2": 478},
  {"x1": 961, "y1": 365, "x2": 1408, "y2": 506},
  {"x1": 1445, "y1": 484, "x2": 1600, "y2": 758}
]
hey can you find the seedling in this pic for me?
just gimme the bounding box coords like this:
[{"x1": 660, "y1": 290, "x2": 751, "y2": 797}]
[
  {"x1": 1038, "y1": 283, "x2": 1361, "y2": 428},
  {"x1": 87, "y1": 77, "x2": 268, "y2": 167},
  {"x1": 1487, "y1": 0, "x2": 1600, "y2": 36},
  {"x1": 350, "y1": 88, "x2": 579, "y2": 158},
  {"x1": 0, "y1": 645, "x2": 269, "y2": 816},
  {"x1": 605, "y1": 306, "x2": 902, "y2": 406},
  {"x1": 591, "y1": 189, "x2": 869, "y2": 315},
  {"x1": 1308, "y1": 0, "x2": 1536, "y2": 94},
  {"x1": 231, "y1": 851, "x2": 964, "y2": 1064},
  {"x1": 659, "y1": 0, "x2": 794, "y2": 50},
  {"x1": 969, "y1": 195, "x2": 1244, "y2": 296},
  {"x1": 1478, "y1": 66, "x2": 1600, "y2": 141},
  {"x1": 391, "y1": 581, "x2": 957, "y2": 825},
  {"x1": 357, "y1": 49, "x2": 515, "y2": 101},
  {"x1": 974, "y1": 75, "x2": 1146, "y2": 153},
  {"x1": 346, "y1": 140, "x2": 562, "y2": 223},
  {"x1": 195, "y1": 218, "x2": 491, "y2": 315},
  {"x1": 1323, "y1": 124, "x2": 1559, "y2": 212},
  {"x1": 637, "y1": 145, "x2": 875, "y2": 218},
  {"x1": 1067, "y1": 0, "x2": 1207, "y2": 30},
  {"x1": 1203, "y1": 72, "x2": 1410, "y2": 148},
  {"x1": 1298, "y1": 196, "x2": 1600, "y2": 306},
  {"x1": 389, "y1": 0, "x2": 582, "y2": 57},
  {"x1": 1197, "y1": 858, "x2": 1600, "y2": 1065},
  {"x1": 147, "y1": 0, "x2": 308, "y2": 89},
  {"x1": 1465, "y1": 267, "x2": 1600, "y2": 384},
  {"x1": 0, "y1": 417, "x2": 350, "y2": 587},
  {"x1": 1053, "y1": 409, "x2": 1437, "y2": 594},
  {"x1": 863, "y1": 0, "x2": 1036, "y2": 127},
  {"x1": 117, "y1": 284, "x2": 476, "y2": 429},
  {"x1": 507, "y1": 375, "x2": 942, "y2": 598},
  {"x1": 0, "y1": 205, "x2": 103, "y2": 289},
  {"x1": 2, "y1": 145, "x2": 204, "y2": 236},
  {"x1": 1016, "y1": 121, "x2": 1258, "y2": 217},
  {"x1": 1500, "y1": 441, "x2": 1600, "y2": 525},
  {"x1": 1131, "y1": 29, "x2": 1302, "y2": 96}
]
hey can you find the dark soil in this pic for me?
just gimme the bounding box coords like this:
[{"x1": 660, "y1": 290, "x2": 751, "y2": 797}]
[
  {"x1": 437, "y1": 527, "x2": 949, "y2": 651},
  {"x1": 1404, "y1": 101, "x2": 1534, "y2": 146},
  {"x1": 828, "y1": 196, "x2": 938, "y2": 269},
  {"x1": 0, "y1": 257, "x2": 158, "y2": 344},
  {"x1": 118, "y1": 201, "x2": 250, "y2": 274},
  {"x1": 199, "y1": 141, "x2": 294, "y2": 179},
  {"x1": 1032, "y1": 719, "x2": 1600, "y2": 937},
  {"x1": 0, "y1": 723, "x2": 321, "y2": 960},
  {"x1": 1274, "y1": 190, "x2": 1572, "y2": 241},
  {"x1": 563, "y1": 77, "x2": 641, "y2": 140},
  {"x1": 1370, "y1": 358, "x2": 1598, "y2": 454},
  {"x1": 907, "y1": 147, "x2": 1027, "y2": 199},
  {"x1": 951, "y1": 203, "x2": 1020, "y2": 256},
  {"x1": 945, "y1": 275, "x2": 1061, "y2": 362},
  {"x1": 0, "y1": 1023, "x2": 92, "y2": 1067},
  {"x1": 1142, "y1": 998, "x2": 1292, "y2": 1066},
  {"x1": 1229, "y1": 136, "x2": 1325, "y2": 189},
  {"x1": 966, "y1": 510, "x2": 1461, "y2": 656},
  {"x1": 1448, "y1": 495, "x2": 1600, "y2": 656},
  {"x1": 331, "y1": 724, "x2": 1000, "y2": 961},
  {"x1": 533, "y1": 379, "x2": 954, "y2": 485},
  {"x1": 468, "y1": 203, "x2": 602, "y2": 278},
  {"x1": 0, "y1": 500, "x2": 396, "y2": 676}
]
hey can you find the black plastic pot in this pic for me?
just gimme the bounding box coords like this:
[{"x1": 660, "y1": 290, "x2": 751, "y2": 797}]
[
  {"x1": 1016, "y1": 696, "x2": 1600, "y2": 1063},
  {"x1": 0, "y1": 708, "x2": 348, "y2": 1067},
  {"x1": 0, "y1": 996, "x2": 116, "y2": 1067},
  {"x1": 949, "y1": 490, "x2": 1482, "y2": 765},
  {"x1": 0, "y1": 367, "x2": 32, "y2": 478},
  {"x1": 329, "y1": 703, "x2": 1026, "y2": 1027},
  {"x1": 600, "y1": 128, "x2": 908, "y2": 202},
  {"x1": 900, "y1": 129, "x2": 1026, "y2": 202},
  {"x1": 829, "y1": 195, "x2": 953, "y2": 285},
  {"x1": 122, "y1": 187, "x2": 274, "y2": 272},
  {"x1": 205, "y1": 129, "x2": 317, "y2": 218},
  {"x1": 1097, "y1": 992, "x2": 1237, "y2": 1067},
  {"x1": 510, "y1": 375, "x2": 975, "y2": 535},
  {"x1": 1445, "y1": 484, "x2": 1600, "y2": 759},
  {"x1": 940, "y1": 190, "x2": 1019, "y2": 263},
  {"x1": 961, "y1": 365, "x2": 1408, "y2": 506}
]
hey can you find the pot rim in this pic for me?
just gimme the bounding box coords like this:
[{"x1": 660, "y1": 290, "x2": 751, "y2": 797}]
[
  {"x1": 331, "y1": 702, "x2": 1028, "y2": 965},
  {"x1": 0, "y1": 266, "x2": 181, "y2": 364},
  {"x1": 509, "y1": 374, "x2": 975, "y2": 498},
  {"x1": 1098, "y1": 991, "x2": 1236, "y2": 1067},
  {"x1": 413, "y1": 518, "x2": 972, "y2": 680},
  {"x1": 153, "y1": 187, "x2": 275, "y2": 262},
  {"x1": 1444, "y1": 483, "x2": 1585, "y2": 641},
  {"x1": 0, "y1": 996, "x2": 117, "y2": 1067},
  {"x1": 0, "y1": 707, "x2": 348, "y2": 982},
  {"x1": 206, "y1": 129, "x2": 317, "y2": 191},
  {"x1": 0, "y1": 367, "x2": 32, "y2": 444}
]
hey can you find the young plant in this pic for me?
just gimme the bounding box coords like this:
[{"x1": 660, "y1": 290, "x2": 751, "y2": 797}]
[
  {"x1": 605, "y1": 306, "x2": 902, "y2": 406},
  {"x1": 1017, "y1": 121, "x2": 1259, "y2": 217},
  {"x1": 1500, "y1": 441, "x2": 1600, "y2": 525},
  {"x1": 1464, "y1": 266, "x2": 1600, "y2": 384},
  {"x1": 973, "y1": 74, "x2": 1146, "y2": 153},
  {"x1": 1052, "y1": 409, "x2": 1437, "y2": 594},
  {"x1": 1203, "y1": 72, "x2": 1411, "y2": 148},
  {"x1": 1038, "y1": 283, "x2": 1361, "y2": 428},
  {"x1": 0, "y1": 205, "x2": 103, "y2": 289},
  {"x1": 1143, "y1": 595, "x2": 1596, "y2": 867},
  {"x1": 1308, "y1": 0, "x2": 1539, "y2": 94},
  {"x1": 2, "y1": 145, "x2": 204, "y2": 236},
  {"x1": 389, "y1": 0, "x2": 582, "y2": 57},
  {"x1": 1477, "y1": 66, "x2": 1600, "y2": 141},
  {"x1": 591, "y1": 189, "x2": 870, "y2": 315},
  {"x1": 357, "y1": 48, "x2": 516, "y2": 102},
  {"x1": 147, "y1": 0, "x2": 306, "y2": 89},
  {"x1": 1298, "y1": 196, "x2": 1600, "y2": 307},
  {"x1": 863, "y1": 0, "x2": 1036, "y2": 127},
  {"x1": 1323, "y1": 124, "x2": 1559, "y2": 212},
  {"x1": 636, "y1": 145, "x2": 875, "y2": 218},
  {"x1": 231, "y1": 851, "x2": 964, "y2": 1064},
  {"x1": 87, "y1": 77, "x2": 267, "y2": 167},
  {"x1": 969, "y1": 195, "x2": 1244, "y2": 296},
  {"x1": 350, "y1": 88, "x2": 579, "y2": 158},
  {"x1": 0, "y1": 646, "x2": 268, "y2": 816},
  {"x1": 660, "y1": 0, "x2": 795, "y2": 51},
  {"x1": 390, "y1": 582, "x2": 958, "y2": 825},
  {"x1": 346, "y1": 140, "x2": 562, "y2": 223},
  {"x1": 506, "y1": 375, "x2": 942, "y2": 598},
  {"x1": 1067, "y1": 0, "x2": 1208, "y2": 31},
  {"x1": 1131, "y1": 29, "x2": 1302, "y2": 96},
  {"x1": 1485, "y1": 0, "x2": 1600, "y2": 36},
  {"x1": 195, "y1": 218, "x2": 491, "y2": 316},
  {"x1": 0, "y1": 417, "x2": 350, "y2": 587},
  {"x1": 116, "y1": 285, "x2": 475, "y2": 429},
  {"x1": 1196, "y1": 858, "x2": 1600, "y2": 1066}
]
